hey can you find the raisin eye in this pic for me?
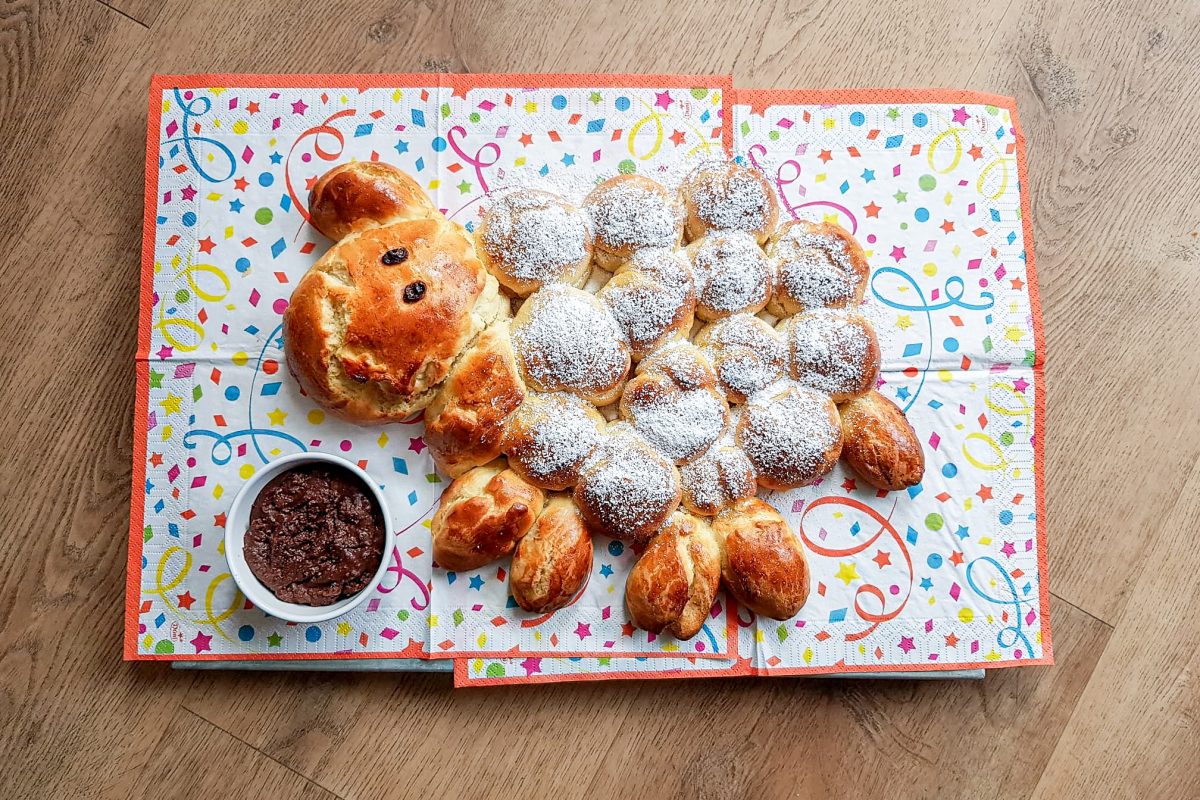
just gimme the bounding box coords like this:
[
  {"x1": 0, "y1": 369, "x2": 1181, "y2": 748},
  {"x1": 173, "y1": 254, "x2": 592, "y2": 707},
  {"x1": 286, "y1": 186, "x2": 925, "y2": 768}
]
[
  {"x1": 403, "y1": 281, "x2": 426, "y2": 303},
  {"x1": 381, "y1": 247, "x2": 408, "y2": 265}
]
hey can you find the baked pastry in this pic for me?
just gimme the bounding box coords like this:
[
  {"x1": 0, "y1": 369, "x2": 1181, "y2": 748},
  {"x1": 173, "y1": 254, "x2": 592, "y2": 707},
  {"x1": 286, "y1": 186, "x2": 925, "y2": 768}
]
[
  {"x1": 573, "y1": 423, "x2": 682, "y2": 543},
  {"x1": 583, "y1": 175, "x2": 685, "y2": 270},
  {"x1": 619, "y1": 353, "x2": 728, "y2": 465},
  {"x1": 430, "y1": 461, "x2": 545, "y2": 572},
  {"x1": 685, "y1": 232, "x2": 775, "y2": 321},
  {"x1": 767, "y1": 220, "x2": 869, "y2": 317},
  {"x1": 679, "y1": 160, "x2": 778, "y2": 244},
  {"x1": 598, "y1": 248, "x2": 696, "y2": 360},
  {"x1": 292, "y1": 159, "x2": 927, "y2": 636},
  {"x1": 839, "y1": 390, "x2": 925, "y2": 490},
  {"x1": 510, "y1": 495, "x2": 593, "y2": 612},
  {"x1": 423, "y1": 319, "x2": 525, "y2": 477},
  {"x1": 475, "y1": 189, "x2": 593, "y2": 296},
  {"x1": 284, "y1": 218, "x2": 504, "y2": 421},
  {"x1": 779, "y1": 309, "x2": 880, "y2": 402},
  {"x1": 737, "y1": 381, "x2": 842, "y2": 490},
  {"x1": 511, "y1": 284, "x2": 631, "y2": 406},
  {"x1": 712, "y1": 498, "x2": 810, "y2": 620},
  {"x1": 679, "y1": 442, "x2": 758, "y2": 516},
  {"x1": 694, "y1": 314, "x2": 786, "y2": 403},
  {"x1": 288, "y1": 161, "x2": 506, "y2": 421},
  {"x1": 502, "y1": 392, "x2": 607, "y2": 491},
  {"x1": 635, "y1": 341, "x2": 716, "y2": 385},
  {"x1": 308, "y1": 161, "x2": 436, "y2": 241},
  {"x1": 624, "y1": 512, "x2": 721, "y2": 639}
]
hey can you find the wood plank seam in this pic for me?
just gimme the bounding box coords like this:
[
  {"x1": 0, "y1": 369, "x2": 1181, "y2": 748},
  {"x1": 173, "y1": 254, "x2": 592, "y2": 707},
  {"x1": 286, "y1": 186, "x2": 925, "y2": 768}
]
[
  {"x1": 180, "y1": 706, "x2": 349, "y2": 799},
  {"x1": 1048, "y1": 591, "x2": 1115, "y2": 631},
  {"x1": 95, "y1": 697, "x2": 183, "y2": 799},
  {"x1": 94, "y1": 0, "x2": 151, "y2": 29},
  {"x1": 1030, "y1": 452, "x2": 1200, "y2": 798},
  {"x1": 1051, "y1": 450, "x2": 1200, "y2": 630}
]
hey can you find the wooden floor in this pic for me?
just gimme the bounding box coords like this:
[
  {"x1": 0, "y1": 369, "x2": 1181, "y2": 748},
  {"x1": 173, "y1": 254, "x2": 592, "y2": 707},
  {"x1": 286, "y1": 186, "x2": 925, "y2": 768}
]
[{"x1": 1, "y1": 0, "x2": 1198, "y2": 797}]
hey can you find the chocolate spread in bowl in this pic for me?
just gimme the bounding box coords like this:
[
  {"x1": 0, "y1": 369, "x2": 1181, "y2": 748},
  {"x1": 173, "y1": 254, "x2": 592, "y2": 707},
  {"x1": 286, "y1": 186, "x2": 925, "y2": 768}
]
[{"x1": 244, "y1": 464, "x2": 386, "y2": 606}]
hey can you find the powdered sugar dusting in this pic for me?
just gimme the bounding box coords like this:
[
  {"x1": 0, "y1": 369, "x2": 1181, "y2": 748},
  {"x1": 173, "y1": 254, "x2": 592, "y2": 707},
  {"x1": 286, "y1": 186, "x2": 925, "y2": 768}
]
[
  {"x1": 782, "y1": 309, "x2": 877, "y2": 397},
  {"x1": 636, "y1": 342, "x2": 715, "y2": 390},
  {"x1": 685, "y1": 161, "x2": 774, "y2": 234},
  {"x1": 680, "y1": 442, "x2": 757, "y2": 514},
  {"x1": 505, "y1": 392, "x2": 603, "y2": 486},
  {"x1": 512, "y1": 284, "x2": 629, "y2": 397},
  {"x1": 483, "y1": 165, "x2": 601, "y2": 206},
  {"x1": 478, "y1": 190, "x2": 591, "y2": 286},
  {"x1": 623, "y1": 378, "x2": 727, "y2": 464},
  {"x1": 599, "y1": 249, "x2": 695, "y2": 356},
  {"x1": 770, "y1": 224, "x2": 863, "y2": 310},
  {"x1": 576, "y1": 423, "x2": 681, "y2": 540},
  {"x1": 738, "y1": 381, "x2": 840, "y2": 487},
  {"x1": 584, "y1": 177, "x2": 682, "y2": 254},
  {"x1": 688, "y1": 232, "x2": 774, "y2": 317},
  {"x1": 696, "y1": 314, "x2": 785, "y2": 402}
]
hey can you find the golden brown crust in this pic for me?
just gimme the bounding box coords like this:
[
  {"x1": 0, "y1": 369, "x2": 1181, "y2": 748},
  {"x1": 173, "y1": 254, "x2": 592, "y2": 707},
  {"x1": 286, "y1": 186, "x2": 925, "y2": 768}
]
[
  {"x1": 839, "y1": 390, "x2": 925, "y2": 490},
  {"x1": 510, "y1": 495, "x2": 593, "y2": 612},
  {"x1": 431, "y1": 462, "x2": 544, "y2": 572},
  {"x1": 712, "y1": 498, "x2": 810, "y2": 620},
  {"x1": 625, "y1": 512, "x2": 720, "y2": 639},
  {"x1": 680, "y1": 161, "x2": 779, "y2": 244},
  {"x1": 424, "y1": 320, "x2": 526, "y2": 478},
  {"x1": 283, "y1": 219, "x2": 495, "y2": 422},
  {"x1": 767, "y1": 220, "x2": 870, "y2": 317},
  {"x1": 309, "y1": 161, "x2": 436, "y2": 241}
]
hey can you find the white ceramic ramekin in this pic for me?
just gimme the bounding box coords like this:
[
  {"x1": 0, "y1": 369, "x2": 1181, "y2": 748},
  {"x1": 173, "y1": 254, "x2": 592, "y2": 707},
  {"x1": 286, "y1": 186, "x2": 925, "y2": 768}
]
[{"x1": 223, "y1": 451, "x2": 394, "y2": 623}]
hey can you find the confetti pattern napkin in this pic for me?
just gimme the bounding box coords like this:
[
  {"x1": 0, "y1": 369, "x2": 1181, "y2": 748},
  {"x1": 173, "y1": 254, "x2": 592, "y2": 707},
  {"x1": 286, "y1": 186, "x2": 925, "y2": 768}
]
[
  {"x1": 127, "y1": 77, "x2": 1049, "y2": 681},
  {"x1": 456, "y1": 89, "x2": 1050, "y2": 684},
  {"x1": 733, "y1": 91, "x2": 1048, "y2": 673},
  {"x1": 126, "y1": 74, "x2": 733, "y2": 661}
]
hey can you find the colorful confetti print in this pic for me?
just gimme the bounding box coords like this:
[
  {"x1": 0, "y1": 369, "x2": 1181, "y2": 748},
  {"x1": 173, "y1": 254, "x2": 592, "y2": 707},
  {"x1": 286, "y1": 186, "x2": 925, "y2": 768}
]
[
  {"x1": 128, "y1": 77, "x2": 1048, "y2": 680},
  {"x1": 128, "y1": 75, "x2": 733, "y2": 660}
]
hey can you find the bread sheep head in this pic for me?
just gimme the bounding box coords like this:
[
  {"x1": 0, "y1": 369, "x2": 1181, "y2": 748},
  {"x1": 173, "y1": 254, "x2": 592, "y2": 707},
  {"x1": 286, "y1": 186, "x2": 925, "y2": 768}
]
[{"x1": 283, "y1": 162, "x2": 503, "y2": 422}]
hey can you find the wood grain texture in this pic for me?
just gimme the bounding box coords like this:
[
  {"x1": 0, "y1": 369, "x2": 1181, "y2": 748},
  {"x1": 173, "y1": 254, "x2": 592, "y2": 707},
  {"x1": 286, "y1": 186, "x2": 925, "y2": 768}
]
[
  {"x1": 130, "y1": 709, "x2": 340, "y2": 798},
  {"x1": 970, "y1": 0, "x2": 1200, "y2": 626},
  {"x1": 178, "y1": 599, "x2": 1107, "y2": 800},
  {"x1": 0, "y1": 0, "x2": 1197, "y2": 798},
  {"x1": 1031, "y1": 460, "x2": 1200, "y2": 798},
  {"x1": 97, "y1": 0, "x2": 163, "y2": 28}
]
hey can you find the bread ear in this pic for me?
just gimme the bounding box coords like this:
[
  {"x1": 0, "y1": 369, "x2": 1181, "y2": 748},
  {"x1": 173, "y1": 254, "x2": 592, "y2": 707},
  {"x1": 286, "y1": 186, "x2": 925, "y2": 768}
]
[{"x1": 308, "y1": 161, "x2": 436, "y2": 240}]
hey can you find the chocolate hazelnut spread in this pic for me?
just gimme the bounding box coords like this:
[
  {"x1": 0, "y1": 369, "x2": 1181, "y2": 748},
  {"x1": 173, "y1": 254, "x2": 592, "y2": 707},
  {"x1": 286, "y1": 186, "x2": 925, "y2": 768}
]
[{"x1": 244, "y1": 464, "x2": 385, "y2": 606}]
